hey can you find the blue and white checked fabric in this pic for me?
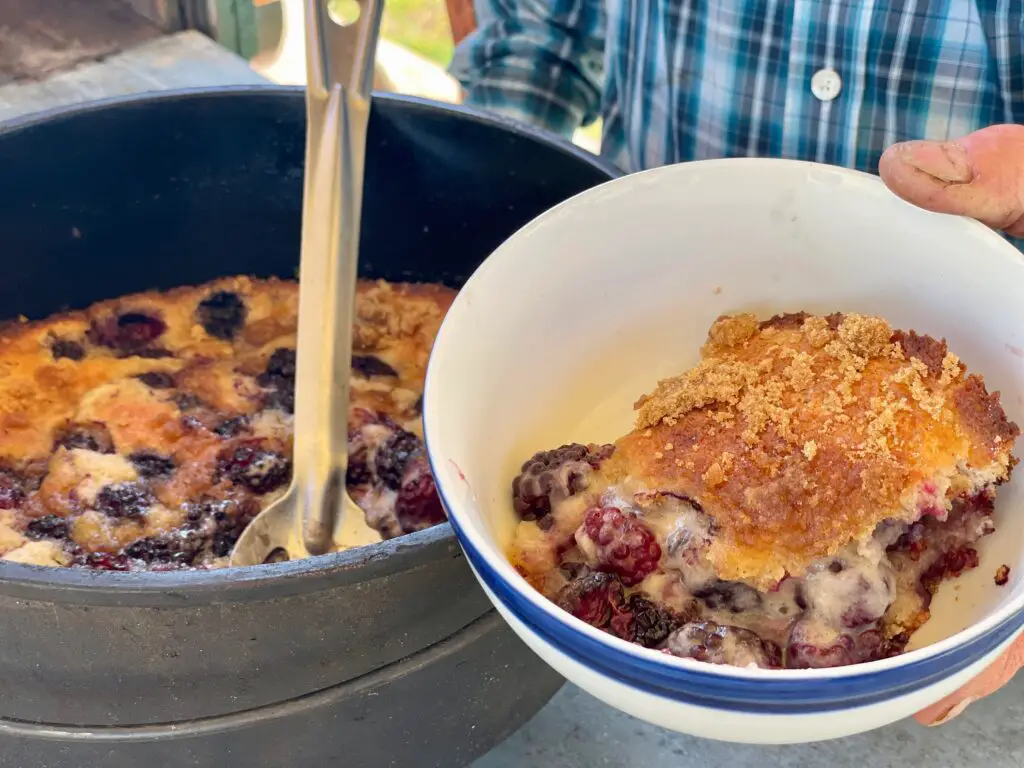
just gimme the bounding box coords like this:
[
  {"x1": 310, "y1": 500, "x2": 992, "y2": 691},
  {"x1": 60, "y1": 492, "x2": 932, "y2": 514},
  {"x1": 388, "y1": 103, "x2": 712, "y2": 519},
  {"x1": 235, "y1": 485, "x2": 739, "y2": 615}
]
[{"x1": 450, "y1": 0, "x2": 1024, "y2": 176}]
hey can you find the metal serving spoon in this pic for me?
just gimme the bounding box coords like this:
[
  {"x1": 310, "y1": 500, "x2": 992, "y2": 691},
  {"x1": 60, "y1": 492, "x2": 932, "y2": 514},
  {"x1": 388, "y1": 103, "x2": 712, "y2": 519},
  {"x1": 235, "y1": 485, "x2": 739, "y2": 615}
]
[{"x1": 230, "y1": 0, "x2": 383, "y2": 567}]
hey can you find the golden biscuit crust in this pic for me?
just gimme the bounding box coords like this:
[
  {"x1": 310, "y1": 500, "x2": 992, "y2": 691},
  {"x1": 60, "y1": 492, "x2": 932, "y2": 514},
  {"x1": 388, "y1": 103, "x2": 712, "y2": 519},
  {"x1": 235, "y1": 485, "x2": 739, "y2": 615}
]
[{"x1": 605, "y1": 312, "x2": 1018, "y2": 589}]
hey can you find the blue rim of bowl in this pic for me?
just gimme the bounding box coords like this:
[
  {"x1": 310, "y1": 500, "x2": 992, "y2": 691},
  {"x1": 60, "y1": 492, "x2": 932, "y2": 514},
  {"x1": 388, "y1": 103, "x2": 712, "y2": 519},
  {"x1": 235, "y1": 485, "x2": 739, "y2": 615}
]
[{"x1": 436, "y1": 489, "x2": 1024, "y2": 713}]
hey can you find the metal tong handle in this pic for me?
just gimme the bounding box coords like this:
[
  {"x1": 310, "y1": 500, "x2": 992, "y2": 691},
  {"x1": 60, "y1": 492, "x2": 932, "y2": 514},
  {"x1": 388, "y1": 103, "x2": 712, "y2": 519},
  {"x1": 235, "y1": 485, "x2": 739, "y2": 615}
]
[{"x1": 293, "y1": 0, "x2": 382, "y2": 554}]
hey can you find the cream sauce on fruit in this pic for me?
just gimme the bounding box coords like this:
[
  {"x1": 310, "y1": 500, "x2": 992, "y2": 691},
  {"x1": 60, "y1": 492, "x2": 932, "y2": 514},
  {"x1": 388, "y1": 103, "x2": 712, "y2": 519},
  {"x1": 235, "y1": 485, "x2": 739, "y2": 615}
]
[{"x1": 510, "y1": 467, "x2": 999, "y2": 669}]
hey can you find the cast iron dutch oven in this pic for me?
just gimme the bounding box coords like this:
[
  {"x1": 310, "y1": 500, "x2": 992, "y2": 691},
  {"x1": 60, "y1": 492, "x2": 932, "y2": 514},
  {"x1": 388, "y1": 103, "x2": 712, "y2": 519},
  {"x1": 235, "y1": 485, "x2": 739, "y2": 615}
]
[{"x1": 0, "y1": 86, "x2": 619, "y2": 768}]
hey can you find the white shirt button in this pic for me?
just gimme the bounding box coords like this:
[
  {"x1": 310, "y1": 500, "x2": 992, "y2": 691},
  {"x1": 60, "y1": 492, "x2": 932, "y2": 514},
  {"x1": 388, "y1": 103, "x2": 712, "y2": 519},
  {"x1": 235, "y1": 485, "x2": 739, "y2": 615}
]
[{"x1": 811, "y1": 68, "x2": 842, "y2": 102}]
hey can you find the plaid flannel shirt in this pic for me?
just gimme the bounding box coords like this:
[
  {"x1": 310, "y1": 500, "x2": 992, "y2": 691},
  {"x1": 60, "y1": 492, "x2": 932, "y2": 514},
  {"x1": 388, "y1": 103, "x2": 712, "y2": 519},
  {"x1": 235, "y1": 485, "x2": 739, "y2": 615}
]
[{"x1": 450, "y1": 0, "x2": 1024, "y2": 176}]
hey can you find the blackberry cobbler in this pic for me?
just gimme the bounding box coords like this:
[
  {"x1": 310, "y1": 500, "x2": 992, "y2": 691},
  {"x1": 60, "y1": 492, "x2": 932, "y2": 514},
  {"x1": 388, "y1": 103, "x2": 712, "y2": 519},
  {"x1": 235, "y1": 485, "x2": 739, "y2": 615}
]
[
  {"x1": 0, "y1": 276, "x2": 454, "y2": 570},
  {"x1": 508, "y1": 313, "x2": 1019, "y2": 670}
]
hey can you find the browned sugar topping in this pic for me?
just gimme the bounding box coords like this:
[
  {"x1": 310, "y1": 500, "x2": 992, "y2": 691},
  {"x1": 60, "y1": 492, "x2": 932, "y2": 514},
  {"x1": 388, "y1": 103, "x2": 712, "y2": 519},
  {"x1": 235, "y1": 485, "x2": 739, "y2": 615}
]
[
  {"x1": 637, "y1": 313, "x2": 906, "y2": 447},
  {"x1": 634, "y1": 313, "x2": 990, "y2": 462},
  {"x1": 354, "y1": 279, "x2": 444, "y2": 351}
]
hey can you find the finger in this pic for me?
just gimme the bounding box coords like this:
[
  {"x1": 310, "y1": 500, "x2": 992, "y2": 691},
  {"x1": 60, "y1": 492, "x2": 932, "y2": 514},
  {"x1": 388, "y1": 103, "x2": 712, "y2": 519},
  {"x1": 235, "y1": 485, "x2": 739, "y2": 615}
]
[
  {"x1": 913, "y1": 635, "x2": 1024, "y2": 726},
  {"x1": 878, "y1": 124, "x2": 1024, "y2": 238}
]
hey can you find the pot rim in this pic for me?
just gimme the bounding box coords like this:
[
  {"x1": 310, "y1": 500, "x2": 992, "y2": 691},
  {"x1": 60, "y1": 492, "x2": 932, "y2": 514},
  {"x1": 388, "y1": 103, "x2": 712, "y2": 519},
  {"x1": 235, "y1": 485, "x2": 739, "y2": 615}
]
[
  {"x1": 0, "y1": 85, "x2": 620, "y2": 179},
  {"x1": 0, "y1": 85, "x2": 620, "y2": 599}
]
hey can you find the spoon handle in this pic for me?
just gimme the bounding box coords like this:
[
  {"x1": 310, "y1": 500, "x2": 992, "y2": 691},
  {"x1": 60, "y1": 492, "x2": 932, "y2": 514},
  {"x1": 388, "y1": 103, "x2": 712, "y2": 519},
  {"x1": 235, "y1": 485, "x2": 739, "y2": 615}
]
[{"x1": 294, "y1": 0, "x2": 382, "y2": 555}]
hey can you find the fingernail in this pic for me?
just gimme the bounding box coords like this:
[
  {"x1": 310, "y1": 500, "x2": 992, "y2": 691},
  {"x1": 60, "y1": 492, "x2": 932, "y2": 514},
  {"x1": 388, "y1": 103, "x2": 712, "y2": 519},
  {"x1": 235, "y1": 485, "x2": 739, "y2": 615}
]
[
  {"x1": 927, "y1": 696, "x2": 978, "y2": 726},
  {"x1": 896, "y1": 141, "x2": 974, "y2": 184}
]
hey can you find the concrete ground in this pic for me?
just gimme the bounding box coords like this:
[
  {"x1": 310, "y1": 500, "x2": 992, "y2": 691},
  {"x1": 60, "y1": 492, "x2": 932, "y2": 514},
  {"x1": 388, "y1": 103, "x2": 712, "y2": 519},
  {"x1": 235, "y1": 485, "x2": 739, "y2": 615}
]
[{"x1": 475, "y1": 677, "x2": 1024, "y2": 768}]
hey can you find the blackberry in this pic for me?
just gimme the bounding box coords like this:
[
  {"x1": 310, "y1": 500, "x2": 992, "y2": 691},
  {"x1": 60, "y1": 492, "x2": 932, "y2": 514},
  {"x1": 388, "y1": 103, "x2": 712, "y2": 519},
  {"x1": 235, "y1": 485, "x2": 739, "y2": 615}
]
[
  {"x1": 135, "y1": 371, "x2": 175, "y2": 389},
  {"x1": 351, "y1": 354, "x2": 398, "y2": 378},
  {"x1": 26, "y1": 515, "x2": 70, "y2": 540},
  {"x1": 218, "y1": 441, "x2": 291, "y2": 494},
  {"x1": 580, "y1": 506, "x2": 661, "y2": 586},
  {"x1": 666, "y1": 621, "x2": 782, "y2": 668},
  {"x1": 95, "y1": 483, "x2": 153, "y2": 519},
  {"x1": 259, "y1": 348, "x2": 296, "y2": 383},
  {"x1": 129, "y1": 451, "x2": 176, "y2": 479},
  {"x1": 692, "y1": 581, "x2": 762, "y2": 613},
  {"x1": 610, "y1": 594, "x2": 682, "y2": 648},
  {"x1": 554, "y1": 570, "x2": 625, "y2": 628},
  {"x1": 88, "y1": 312, "x2": 167, "y2": 352},
  {"x1": 173, "y1": 392, "x2": 205, "y2": 411},
  {"x1": 214, "y1": 416, "x2": 250, "y2": 438},
  {"x1": 511, "y1": 443, "x2": 613, "y2": 523},
  {"x1": 207, "y1": 498, "x2": 261, "y2": 557},
  {"x1": 374, "y1": 429, "x2": 422, "y2": 490},
  {"x1": 394, "y1": 455, "x2": 445, "y2": 532},
  {"x1": 258, "y1": 348, "x2": 297, "y2": 414},
  {"x1": 75, "y1": 552, "x2": 132, "y2": 571},
  {"x1": 123, "y1": 531, "x2": 206, "y2": 567},
  {"x1": 346, "y1": 444, "x2": 372, "y2": 487},
  {"x1": 0, "y1": 470, "x2": 24, "y2": 509},
  {"x1": 51, "y1": 339, "x2": 85, "y2": 361},
  {"x1": 921, "y1": 546, "x2": 981, "y2": 593},
  {"x1": 196, "y1": 291, "x2": 247, "y2": 340},
  {"x1": 785, "y1": 622, "x2": 855, "y2": 669},
  {"x1": 53, "y1": 421, "x2": 115, "y2": 454},
  {"x1": 264, "y1": 387, "x2": 295, "y2": 414}
]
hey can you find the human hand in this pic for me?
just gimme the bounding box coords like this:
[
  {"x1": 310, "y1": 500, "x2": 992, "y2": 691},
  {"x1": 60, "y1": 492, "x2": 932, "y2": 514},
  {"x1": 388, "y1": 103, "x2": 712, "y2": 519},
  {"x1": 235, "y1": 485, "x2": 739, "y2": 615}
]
[
  {"x1": 879, "y1": 124, "x2": 1024, "y2": 237},
  {"x1": 878, "y1": 124, "x2": 1024, "y2": 725},
  {"x1": 912, "y1": 641, "x2": 1024, "y2": 725}
]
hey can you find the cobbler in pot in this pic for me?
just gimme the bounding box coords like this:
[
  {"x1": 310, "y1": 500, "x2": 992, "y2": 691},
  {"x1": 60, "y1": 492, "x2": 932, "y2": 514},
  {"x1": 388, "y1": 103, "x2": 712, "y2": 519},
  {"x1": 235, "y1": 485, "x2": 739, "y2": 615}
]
[
  {"x1": 0, "y1": 276, "x2": 454, "y2": 570},
  {"x1": 508, "y1": 312, "x2": 1019, "y2": 669}
]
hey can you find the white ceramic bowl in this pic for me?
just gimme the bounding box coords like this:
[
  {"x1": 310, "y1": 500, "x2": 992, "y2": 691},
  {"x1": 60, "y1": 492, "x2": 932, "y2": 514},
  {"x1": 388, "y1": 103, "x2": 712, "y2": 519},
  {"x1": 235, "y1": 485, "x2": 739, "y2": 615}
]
[{"x1": 423, "y1": 159, "x2": 1024, "y2": 744}]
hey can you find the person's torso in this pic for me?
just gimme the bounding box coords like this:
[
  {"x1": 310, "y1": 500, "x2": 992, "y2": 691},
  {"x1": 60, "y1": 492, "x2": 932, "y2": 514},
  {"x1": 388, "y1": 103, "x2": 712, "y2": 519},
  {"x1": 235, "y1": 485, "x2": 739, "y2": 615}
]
[{"x1": 599, "y1": 0, "x2": 1024, "y2": 174}]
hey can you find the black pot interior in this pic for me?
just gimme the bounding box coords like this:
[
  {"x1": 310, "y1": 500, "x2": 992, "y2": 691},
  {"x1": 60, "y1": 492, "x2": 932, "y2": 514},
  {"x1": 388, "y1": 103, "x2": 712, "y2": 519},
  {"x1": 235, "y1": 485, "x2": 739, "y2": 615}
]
[{"x1": 0, "y1": 87, "x2": 619, "y2": 319}]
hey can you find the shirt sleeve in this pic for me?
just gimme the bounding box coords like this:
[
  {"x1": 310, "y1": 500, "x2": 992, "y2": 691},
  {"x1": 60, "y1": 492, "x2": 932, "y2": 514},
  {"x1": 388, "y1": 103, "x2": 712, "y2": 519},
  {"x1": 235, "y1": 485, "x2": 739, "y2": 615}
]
[{"x1": 448, "y1": 0, "x2": 606, "y2": 138}]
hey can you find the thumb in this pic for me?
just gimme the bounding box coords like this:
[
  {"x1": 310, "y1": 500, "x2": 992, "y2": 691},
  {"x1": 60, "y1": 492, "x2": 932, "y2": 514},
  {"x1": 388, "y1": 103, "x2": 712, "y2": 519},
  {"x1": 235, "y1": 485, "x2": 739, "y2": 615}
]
[
  {"x1": 878, "y1": 124, "x2": 1024, "y2": 238},
  {"x1": 913, "y1": 634, "x2": 1024, "y2": 726}
]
